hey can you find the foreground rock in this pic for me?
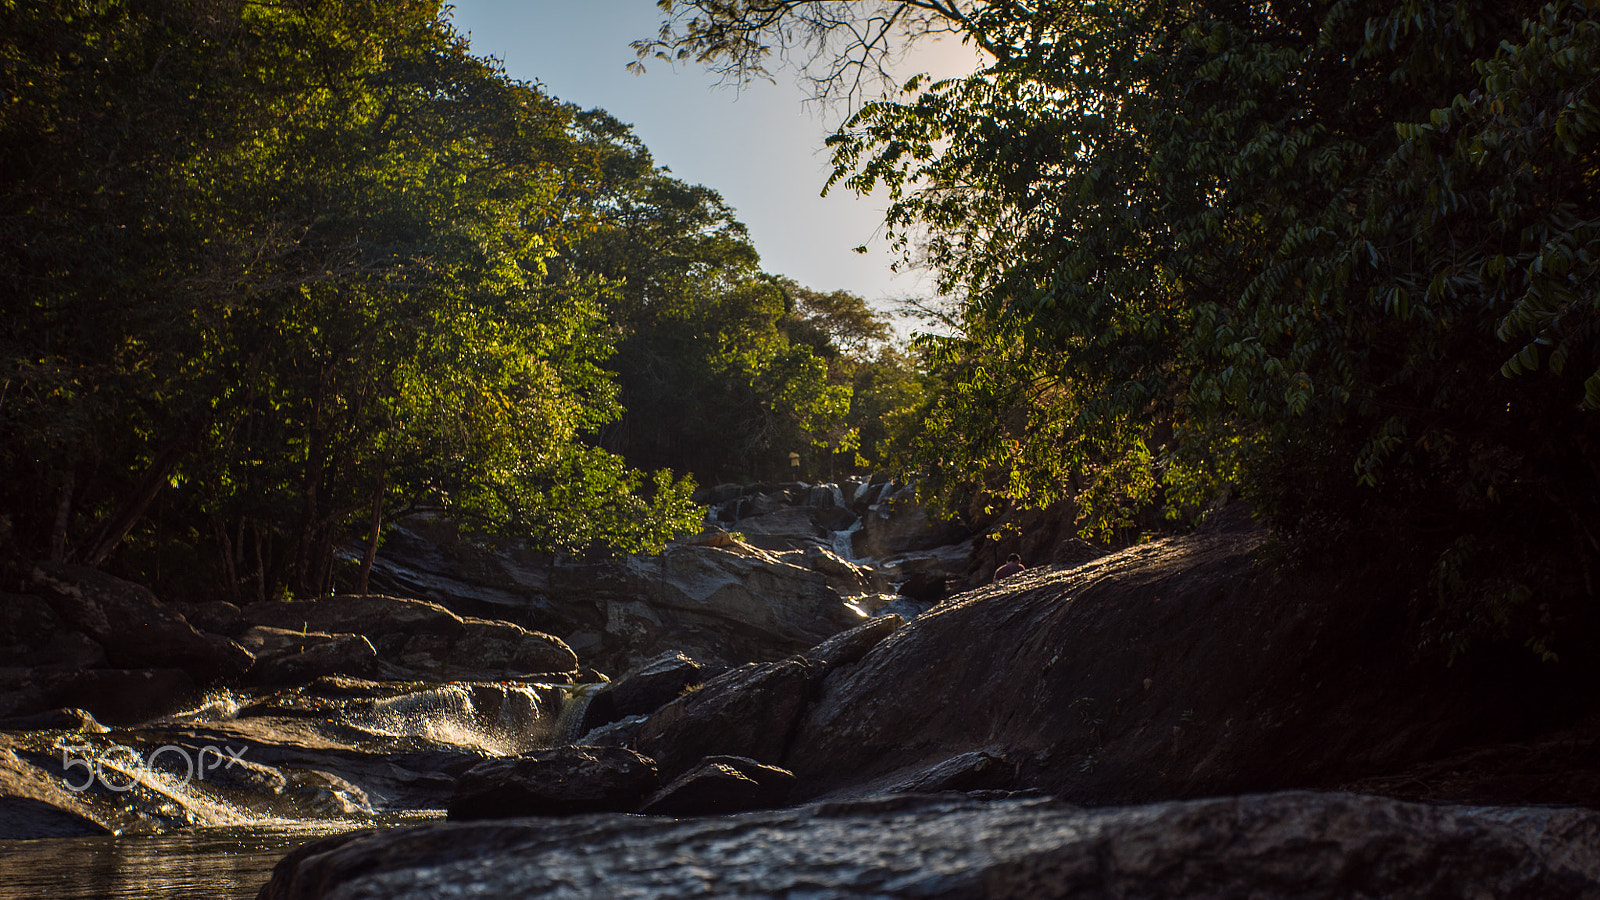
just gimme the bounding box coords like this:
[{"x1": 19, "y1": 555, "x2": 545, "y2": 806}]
[
  {"x1": 258, "y1": 791, "x2": 1600, "y2": 899},
  {"x1": 780, "y1": 511, "x2": 1590, "y2": 804}
]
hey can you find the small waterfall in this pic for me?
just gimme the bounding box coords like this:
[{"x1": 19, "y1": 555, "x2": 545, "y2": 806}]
[
  {"x1": 348, "y1": 683, "x2": 557, "y2": 756},
  {"x1": 552, "y1": 682, "x2": 608, "y2": 745}
]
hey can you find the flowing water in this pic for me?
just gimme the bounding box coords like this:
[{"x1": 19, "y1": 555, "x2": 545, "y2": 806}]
[
  {"x1": 0, "y1": 680, "x2": 568, "y2": 898},
  {"x1": 0, "y1": 813, "x2": 439, "y2": 900}
]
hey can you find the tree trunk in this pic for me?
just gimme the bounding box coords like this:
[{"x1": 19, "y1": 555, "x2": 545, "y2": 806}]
[
  {"x1": 355, "y1": 471, "x2": 386, "y2": 596},
  {"x1": 50, "y1": 470, "x2": 74, "y2": 564},
  {"x1": 85, "y1": 440, "x2": 188, "y2": 567}
]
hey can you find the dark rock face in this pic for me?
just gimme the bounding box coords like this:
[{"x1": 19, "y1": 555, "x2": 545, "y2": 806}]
[
  {"x1": 801, "y1": 614, "x2": 902, "y2": 670},
  {"x1": 634, "y1": 658, "x2": 814, "y2": 780},
  {"x1": 448, "y1": 746, "x2": 658, "y2": 820},
  {"x1": 50, "y1": 668, "x2": 197, "y2": 726},
  {"x1": 0, "y1": 591, "x2": 107, "y2": 669},
  {"x1": 638, "y1": 755, "x2": 795, "y2": 816},
  {"x1": 30, "y1": 566, "x2": 253, "y2": 681},
  {"x1": 608, "y1": 651, "x2": 706, "y2": 720},
  {"x1": 782, "y1": 521, "x2": 1566, "y2": 804},
  {"x1": 257, "y1": 792, "x2": 1600, "y2": 900}
]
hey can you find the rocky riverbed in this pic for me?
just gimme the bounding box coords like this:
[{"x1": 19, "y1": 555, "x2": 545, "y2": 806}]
[{"x1": 3, "y1": 482, "x2": 1600, "y2": 898}]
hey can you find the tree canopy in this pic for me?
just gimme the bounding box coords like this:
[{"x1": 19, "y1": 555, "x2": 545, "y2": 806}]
[
  {"x1": 648, "y1": 0, "x2": 1600, "y2": 660},
  {"x1": 0, "y1": 0, "x2": 711, "y2": 600}
]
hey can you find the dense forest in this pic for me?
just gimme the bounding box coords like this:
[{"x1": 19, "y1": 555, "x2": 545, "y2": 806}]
[
  {"x1": 0, "y1": 0, "x2": 928, "y2": 603},
  {"x1": 640, "y1": 0, "x2": 1600, "y2": 662},
  {"x1": 4, "y1": 0, "x2": 1598, "y2": 666}
]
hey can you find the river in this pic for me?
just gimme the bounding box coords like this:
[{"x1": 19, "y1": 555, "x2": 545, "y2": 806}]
[{"x1": 0, "y1": 814, "x2": 438, "y2": 900}]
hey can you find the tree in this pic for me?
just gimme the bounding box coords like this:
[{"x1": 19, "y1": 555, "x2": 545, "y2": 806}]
[
  {"x1": 1, "y1": 0, "x2": 700, "y2": 600},
  {"x1": 647, "y1": 0, "x2": 1600, "y2": 659}
]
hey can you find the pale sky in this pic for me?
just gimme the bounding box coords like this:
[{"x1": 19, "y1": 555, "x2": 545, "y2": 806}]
[{"x1": 445, "y1": 0, "x2": 981, "y2": 317}]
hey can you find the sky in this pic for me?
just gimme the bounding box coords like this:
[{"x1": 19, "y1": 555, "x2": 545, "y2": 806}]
[{"x1": 444, "y1": 1, "x2": 981, "y2": 319}]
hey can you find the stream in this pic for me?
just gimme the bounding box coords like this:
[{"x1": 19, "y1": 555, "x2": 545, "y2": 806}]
[{"x1": 0, "y1": 814, "x2": 436, "y2": 900}]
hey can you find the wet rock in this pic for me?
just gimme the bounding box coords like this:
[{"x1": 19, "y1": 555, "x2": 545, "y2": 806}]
[
  {"x1": 257, "y1": 791, "x2": 1600, "y2": 900},
  {"x1": 639, "y1": 755, "x2": 795, "y2": 816},
  {"x1": 29, "y1": 566, "x2": 253, "y2": 681},
  {"x1": 0, "y1": 737, "x2": 111, "y2": 838},
  {"x1": 448, "y1": 746, "x2": 659, "y2": 820},
  {"x1": 609, "y1": 651, "x2": 706, "y2": 719},
  {"x1": 634, "y1": 658, "x2": 813, "y2": 779},
  {"x1": 0, "y1": 706, "x2": 109, "y2": 734}
]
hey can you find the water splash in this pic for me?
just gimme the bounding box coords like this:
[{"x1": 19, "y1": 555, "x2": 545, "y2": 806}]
[{"x1": 347, "y1": 682, "x2": 557, "y2": 756}]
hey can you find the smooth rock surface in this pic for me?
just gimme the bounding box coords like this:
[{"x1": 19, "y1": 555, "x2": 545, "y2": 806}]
[{"x1": 257, "y1": 791, "x2": 1600, "y2": 899}]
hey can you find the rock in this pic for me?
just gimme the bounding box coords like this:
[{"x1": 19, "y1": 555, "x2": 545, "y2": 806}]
[
  {"x1": 881, "y1": 749, "x2": 1013, "y2": 794},
  {"x1": 639, "y1": 755, "x2": 795, "y2": 816},
  {"x1": 785, "y1": 523, "x2": 1581, "y2": 805},
  {"x1": 397, "y1": 617, "x2": 577, "y2": 679},
  {"x1": 168, "y1": 600, "x2": 245, "y2": 636},
  {"x1": 852, "y1": 483, "x2": 970, "y2": 558},
  {"x1": 239, "y1": 627, "x2": 380, "y2": 685},
  {"x1": 241, "y1": 594, "x2": 465, "y2": 639},
  {"x1": 0, "y1": 737, "x2": 111, "y2": 839},
  {"x1": 30, "y1": 565, "x2": 253, "y2": 681},
  {"x1": 448, "y1": 746, "x2": 659, "y2": 820},
  {"x1": 801, "y1": 614, "x2": 902, "y2": 671},
  {"x1": 51, "y1": 668, "x2": 198, "y2": 726},
  {"x1": 365, "y1": 521, "x2": 868, "y2": 675},
  {"x1": 608, "y1": 651, "x2": 706, "y2": 719},
  {"x1": 240, "y1": 599, "x2": 576, "y2": 683},
  {"x1": 0, "y1": 592, "x2": 107, "y2": 669},
  {"x1": 634, "y1": 658, "x2": 814, "y2": 779},
  {"x1": 256, "y1": 792, "x2": 1600, "y2": 900},
  {"x1": 0, "y1": 706, "x2": 109, "y2": 733}
]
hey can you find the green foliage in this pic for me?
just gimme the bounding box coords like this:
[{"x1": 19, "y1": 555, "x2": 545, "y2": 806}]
[
  {"x1": 654, "y1": 0, "x2": 1600, "y2": 659},
  {"x1": 0, "y1": 0, "x2": 702, "y2": 599},
  {"x1": 565, "y1": 147, "x2": 900, "y2": 483}
]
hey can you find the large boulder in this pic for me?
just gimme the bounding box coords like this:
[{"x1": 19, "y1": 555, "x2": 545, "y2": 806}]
[
  {"x1": 29, "y1": 566, "x2": 252, "y2": 681},
  {"x1": 782, "y1": 515, "x2": 1579, "y2": 803},
  {"x1": 0, "y1": 592, "x2": 106, "y2": 670},
  {"x1": 447, "y1": 746, "x2": 658, "y2": 820},
  {"x1": 257, "y1": 792, "x2": 1600, "y2": 900},
  {"x1": 607, "y1": 651, "x2": 707, "y2": 720},
  {"x1": 238, "y1": 627, "x2": 381, "y2": 685},
  {"x1": 241, "y1": 595, "x2": 465, "y2": 639},
  {"x1": 241, "y1": 596, "x2": 576, "y2": 681},
  {"x1": 633, "y1": 658, "x2": 814, "y2": 780}
]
